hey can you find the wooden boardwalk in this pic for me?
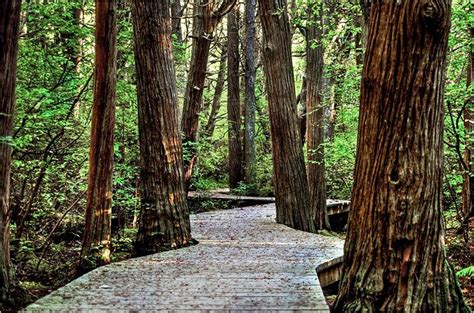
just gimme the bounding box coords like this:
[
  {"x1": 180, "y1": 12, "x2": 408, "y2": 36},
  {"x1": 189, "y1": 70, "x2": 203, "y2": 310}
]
[
  {"x1": 188, "y1": 190, "x2": 350, "y2": 216},
  {"x1": 27, "y1": 204, "x2": 344, "y2": 312}
]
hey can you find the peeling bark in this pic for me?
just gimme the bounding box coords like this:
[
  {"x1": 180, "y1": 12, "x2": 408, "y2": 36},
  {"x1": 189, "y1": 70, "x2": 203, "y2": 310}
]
[
  {"x1": 0, "y1": 0, "x2": 21, "y2": 308},
  {"x1": 244, "y1": 0, "x2": 257, "y2": 188},
  {"x1": 306, "y1": 2, "x2": 329, "y2": 230},
  {"x1": 335, "y1": 1, "x2": 468, "y2": 311},
  {"x1": 131, "y1": 0, "x2": 191, "y2": 255},
  {"x1": 79, "y1": 0, "x2": 117, "y2": 272},
  {"x1": 258, "y1": 0, "x2": 315, "y2": 233},
  {"x1": 227, "y1": 6, "x2": 243, "y2": 189}
]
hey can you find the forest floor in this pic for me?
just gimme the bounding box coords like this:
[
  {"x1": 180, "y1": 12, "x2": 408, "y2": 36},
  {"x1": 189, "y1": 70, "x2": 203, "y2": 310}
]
[
  {"x1": 10, "y1": 198, "x2": 473, "y2": 311},
  {"x1": 445, "y1": 225, "x2": 473, "y2": 308},
  {"x1": 26, "y1": 203, "x2": 343, "y2": 311}
]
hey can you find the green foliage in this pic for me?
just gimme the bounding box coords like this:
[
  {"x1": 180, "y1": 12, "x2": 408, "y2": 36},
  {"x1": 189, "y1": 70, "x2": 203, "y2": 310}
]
[
  {"x1": 233, "y1": 182, "x2": 257, "y2": 196},
  {"x1": 442, "y1": 0, "x2": 471, "y2": 212},
  {"x1": 9, "y1": 1, "x2": 140, "y2": 306},
  {"x1": 111, "y1": 228, "x2": 137, "y2": 262},
  {"x1": 457, "y1": 266, "x2": 474, "y2": 278},
  {"x1": 192, "y1": 177, "x2": 222, "y2": 191},
  {"x1": 253, "y1": 153, "x2": 274, "y2": 196}
]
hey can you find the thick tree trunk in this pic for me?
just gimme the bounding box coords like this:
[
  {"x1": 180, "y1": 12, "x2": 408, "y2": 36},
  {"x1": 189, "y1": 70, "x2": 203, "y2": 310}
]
[
  {"x1": 181, "y1": 0, "x2": 236, "y2": 185},
  {"x1": 258, "y1": 0, "x2": 315, "y2": 233},
  {"x1": 335, "y1": 1, "x2": 468, "y2": 311},
  {"x1": 0, "y1": 0, "x2": 21, "y2": 308},
  {"x1": 306, "y1": 2, "x2": 329, "y2": 230},
  {"x1": 227, "y1": 6, "x2": 243, "y2": 190},
  {"x1": 204, "y1": 44, "x2": 227, "y2": 138},
  {"x1": 244, "y1": 0, "x2": 257, "y2": 189},
  {"x1": 79, "y1": 0, "x2": 117, "y2": 272},
  {"x1": 131, "y1": 0, "x2": 191, "y2": 255}
]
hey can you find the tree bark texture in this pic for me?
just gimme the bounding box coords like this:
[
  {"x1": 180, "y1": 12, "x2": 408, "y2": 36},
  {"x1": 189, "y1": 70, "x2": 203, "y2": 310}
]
[
  {"x1": 204, "y1": 43, "x2": 227, "y2": 138},
  {"x1": 258, "y1": 0, "x2": 315, "y2": 233},
  {"x1": 227, "y1": 6, "x2": 243, "y2": 189},
  {"x1": 0, "y1": 0, "x2": 21, "y2": 307},
  {"x1": 131, "y1": 0, "x2": 191, "y2": 255},
  {"x1": 298, "y1": 76, "x2": 308, "y2": 145},
  {"x1": 334, "y1": 1, "x2": 468, "y2": 311},
  {"x1": 306, "y1": 2, "x2": 329, "y2": 230},
  {"x1": 171, "y1": 0, "x2": 183, "y2": 42},
  {"x1": 79, "y1": 0, "x2": 117, "y2": 272},
  {"x1": 353, "y1": 12, "x2": 364, "y2": 67},
  {"x1": 244, "y1": 0, "x2": 257, "y2": 188},
  {"x1": 181, "y1": 0, "x2": 237, "y2": 185},
  {"x1": 360, "y1": 0, "x2": 371, "y2": 23}
]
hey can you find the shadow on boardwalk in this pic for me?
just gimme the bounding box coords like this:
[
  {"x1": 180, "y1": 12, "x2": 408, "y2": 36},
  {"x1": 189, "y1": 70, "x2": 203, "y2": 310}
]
[{"x1": 27, "y1": 204, "x2": 344, "y2": 312}]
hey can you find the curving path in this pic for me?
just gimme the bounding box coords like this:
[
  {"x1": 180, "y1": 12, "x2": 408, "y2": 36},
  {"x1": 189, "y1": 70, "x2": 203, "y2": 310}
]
[{"x1": 27, "y1": 203, "x2": 344, "y2": 312}]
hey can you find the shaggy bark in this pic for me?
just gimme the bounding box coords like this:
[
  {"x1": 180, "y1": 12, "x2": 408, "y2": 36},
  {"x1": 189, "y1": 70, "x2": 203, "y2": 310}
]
[
  {"x1": 306, "y1": 2, "x2": 329, "y2": 230},
  {"x1": 131, "y1": 0, "x2": 191, "y2": 255},
  {"x1": 227, "y1": 6, "x2": 243, "y2": 189},
  {"x1": 334, "y1": 1, "x2": 468, "y2": 311},
  {"x1": 79, "y1": 0, "x2": 117, "y2": 272},
  {"x1": 244, "y1": 0, "x2": 257, "y2": 188},
  {"x1": 0, "y1": 0, "x2": 21, "y2": 308},
  {"x1": 258, "y1": 0, "x2": 315, "y2": 233}
]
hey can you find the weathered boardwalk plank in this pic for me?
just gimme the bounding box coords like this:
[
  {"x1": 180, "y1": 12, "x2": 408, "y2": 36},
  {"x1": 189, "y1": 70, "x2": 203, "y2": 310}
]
[{"x1": 27, "y1": 204, "x2": 344, "y2": 312}]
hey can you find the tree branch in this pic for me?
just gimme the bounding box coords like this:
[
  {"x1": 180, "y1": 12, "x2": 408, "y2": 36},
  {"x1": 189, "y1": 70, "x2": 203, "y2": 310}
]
[{"x1": 212, "y1": 0, "x2": 237, "y2": 24}]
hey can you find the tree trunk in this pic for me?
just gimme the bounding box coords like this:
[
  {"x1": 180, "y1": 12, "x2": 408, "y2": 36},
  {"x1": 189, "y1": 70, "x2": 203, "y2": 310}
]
[
  {"x1": 171, "y1": 0, "x2": 183, "y2": 43},
  {"x1": 131, "y1": 0, "x2": 191, "y2": 255},
  {"x1": 353, "y1": 13, "x2": 364, "y2": 67},
  {"x1": 0, "y1": 0, "x2": 21, "y2": 308},
  {"x1": 79, "y1": 0, "x2": 117, "y2": 272},
  {"x1": 181, "y1": 0, "x2": 236, "y2": 186},
  {"x1": 204, "y1": 43, "x2": 227, "y2": 138},
  {"x1": 335, "y1": 1, "x2": 468, "y2": 311},
  {"x1": 461, "y1": 27, "x2": 473, "y2": 230},
  {"x1": 227, "y1": 6, "x2": 243, "y2": 190},
  {"x1": 258, "y1": 0, "x2": 315, "y2": 233},
  {"x1": 298, "y1": 76, "x2": 308, "y2": 145},
  {"x1": 306, "y1": 2, "x2": 329, "y2": 230},
  {"x1": 244, "y1": 0, "x2": 257, "y2": 189},
  {"x1": 360, "y1": 0, "x2": 371, "y2": 23}
]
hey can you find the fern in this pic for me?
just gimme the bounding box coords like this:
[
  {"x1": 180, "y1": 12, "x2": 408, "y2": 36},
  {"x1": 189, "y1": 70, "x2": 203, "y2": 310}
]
[{"x1": 456, "y1": 266, "x2": 474, "y2": 278}]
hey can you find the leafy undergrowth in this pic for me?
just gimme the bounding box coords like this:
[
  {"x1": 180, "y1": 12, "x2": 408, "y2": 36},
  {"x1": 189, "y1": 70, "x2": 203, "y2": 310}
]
[
  {"x1": 9, "y1": 227, "x2": 137, "y2": 311},
  {"x1": 9, "y1": 197, "x2": 233, "y2": 311},
  {"x1": 445, "y1": 226, "x2": 473, "y2": 310}
]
